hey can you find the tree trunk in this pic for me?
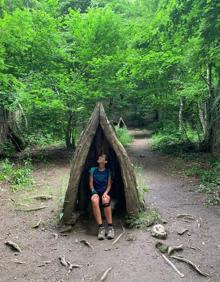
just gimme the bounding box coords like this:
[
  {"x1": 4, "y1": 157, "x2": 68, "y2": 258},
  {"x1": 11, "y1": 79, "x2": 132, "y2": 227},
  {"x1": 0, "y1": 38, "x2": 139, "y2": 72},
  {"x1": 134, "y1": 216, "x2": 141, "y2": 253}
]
[
  {"x1": 198, "y1": 101, "x2": 208, "y2": 136},
  {"x1": 199, "y1": 63, "x2": 215, "y2": 152},
  {"x1": 65, "y1": 113, "x2": 76, "y2": 150},
  {"x1": 178, "y1": 96, "x2": 184, "y2": 132},
  {"x1": 0, "y1": 108, "x2": 8, "y2": 144}
]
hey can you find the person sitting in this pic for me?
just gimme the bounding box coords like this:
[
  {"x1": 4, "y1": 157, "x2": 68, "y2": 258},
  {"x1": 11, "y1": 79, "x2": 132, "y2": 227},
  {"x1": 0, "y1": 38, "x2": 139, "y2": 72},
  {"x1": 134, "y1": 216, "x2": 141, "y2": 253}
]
[{"x1": 89, "y1": 153, "x2": 114, "y2": 240}]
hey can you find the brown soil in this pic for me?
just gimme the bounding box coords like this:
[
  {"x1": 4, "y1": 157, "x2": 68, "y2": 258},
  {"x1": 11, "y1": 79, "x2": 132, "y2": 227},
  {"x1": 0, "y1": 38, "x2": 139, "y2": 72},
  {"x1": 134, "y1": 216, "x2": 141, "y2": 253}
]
[{"x1": 0, "y1": 129, "x2": 220, "y2": 282}]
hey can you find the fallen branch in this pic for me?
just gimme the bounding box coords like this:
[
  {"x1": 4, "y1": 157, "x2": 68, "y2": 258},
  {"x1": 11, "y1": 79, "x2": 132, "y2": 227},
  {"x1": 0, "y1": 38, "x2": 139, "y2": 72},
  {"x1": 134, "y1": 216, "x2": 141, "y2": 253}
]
[
  {"x1": 12, "y1": 260, "x2": 26, "y2": 264},
  {"x1": 59, "y1": 256, "x2": 68, "y2": 267},
  {"x1": 112, "y1": 223, "x2": 125, "y2": 246},
  {"x1": 99, "y1": 267, "x2": 113, "y2": 281},
  {"x1": 161, "y1": 254, "x2": 184, "y2": 278},
  {"x1": 177, "y1": 229, "x2": 189, "y2": 235},
  {"x1": 32, "y1": 195, "x2": 53, "y2": 201},
  {"x1": 5, "y1": 241, "x2": 22, "y2": 252},
  {"x1": 80, "y1": 239, "x2": 94, "y2": 249},
  {"x1": 168, "y1": 244, "x2": 183, "y2": 256},
  {"x1": 67, "y1": 261, "x2": 82, "y2": 272},
  {"x1": 177, "y1": 214, "x2": 195, "y2": 220},
  {"x1": 15, "y1": 206, "x2": 47, "y2": 212},
  {"x1": 38, "y1": 261, "x2": 51, "y2": 267},
  {"x1": 32, "y1": 218, "x2": 41, "y2": 228},
  {"x1": 170, "y1": 255, "x2": 209, "y2": 277}
]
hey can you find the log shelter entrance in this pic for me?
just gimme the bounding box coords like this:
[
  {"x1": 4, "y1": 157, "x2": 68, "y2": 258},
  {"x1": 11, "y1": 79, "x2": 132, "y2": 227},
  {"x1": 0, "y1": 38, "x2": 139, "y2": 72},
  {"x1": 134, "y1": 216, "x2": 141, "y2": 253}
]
[
  {"x1": 63, "y1": 102, "x2": 142, "y2": 224},
  {"x1": 77, "y1": 125, "x2": 126, "y2": 213}
]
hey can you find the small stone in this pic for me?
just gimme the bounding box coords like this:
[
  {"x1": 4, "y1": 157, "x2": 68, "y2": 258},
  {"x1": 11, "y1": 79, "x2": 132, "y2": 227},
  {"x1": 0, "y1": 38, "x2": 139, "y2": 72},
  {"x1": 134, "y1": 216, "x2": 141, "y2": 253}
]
[{"x1": 151, "y1": 224, "x2": 167, "y2": 239}]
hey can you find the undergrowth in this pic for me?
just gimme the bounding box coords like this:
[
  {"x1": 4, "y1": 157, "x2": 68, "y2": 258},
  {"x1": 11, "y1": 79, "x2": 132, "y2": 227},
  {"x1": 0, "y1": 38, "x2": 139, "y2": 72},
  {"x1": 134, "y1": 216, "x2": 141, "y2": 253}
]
[
  {"x1": 115, "y1": 126, "x2": 133, "y2": 146},
  {"x1": 0, "y1": 159, "x2": 33, "y2": 191},
  {"x1": 126, "y1": 208, "x2": 161, "y2": 228},
  {"x1": 184, "y1": 159, "x2": 220, "y2": 205},
  {"x1": 151, "y1": 125, "x2": 199, "y2": 154}
]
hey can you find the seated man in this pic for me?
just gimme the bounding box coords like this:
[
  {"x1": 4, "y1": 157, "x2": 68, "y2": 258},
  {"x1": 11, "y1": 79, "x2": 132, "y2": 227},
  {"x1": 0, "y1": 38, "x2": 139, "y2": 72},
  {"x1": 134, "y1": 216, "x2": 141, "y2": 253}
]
[{"x1": 89, "y1": 153, "x2": 115, "y2": 240}]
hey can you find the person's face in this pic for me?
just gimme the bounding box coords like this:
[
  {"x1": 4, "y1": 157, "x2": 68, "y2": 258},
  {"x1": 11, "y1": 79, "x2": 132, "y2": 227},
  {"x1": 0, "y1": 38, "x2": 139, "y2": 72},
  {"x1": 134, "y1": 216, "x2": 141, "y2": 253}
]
[{"x1": 97, "y1": 155, "x2": 107, "y2": 164}]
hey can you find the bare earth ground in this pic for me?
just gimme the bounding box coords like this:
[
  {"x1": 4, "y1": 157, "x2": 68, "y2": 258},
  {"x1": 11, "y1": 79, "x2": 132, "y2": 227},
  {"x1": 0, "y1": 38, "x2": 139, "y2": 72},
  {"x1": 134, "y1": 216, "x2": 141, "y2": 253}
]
[{"x1": 0, "y1": 129, "x2": 220, "y2": 282}]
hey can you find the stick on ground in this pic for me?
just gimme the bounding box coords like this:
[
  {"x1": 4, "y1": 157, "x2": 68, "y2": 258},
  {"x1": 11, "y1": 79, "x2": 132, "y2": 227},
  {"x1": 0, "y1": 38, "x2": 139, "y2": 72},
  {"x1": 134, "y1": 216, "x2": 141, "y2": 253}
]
[
  {"x1": 59, "y1": 256, "x2": 68, "y2": 267},
  {"x1": 112, "y1": 223, "x2": 125, "y2": 246},
  {"x1": 80, "y1": 239, "x2": 94, "y2": 249},
  {"x1": 161, "y1": 254, "x2": 184, "y2": 278},
  {"x1": 15, "y1": 206, "x2": 47, "y2": 212},
  {"x1": 5, "y1": 241, "x2": 22, "y2": 252},
  {"x1": 32, "y1": 218, "x2": 42, "y2": 228},
  {"x1": 170, "y1": 255, "x2": 209, "y2": 277},
  {"x1": 99, "y1": 267, "x2": 113, "y2": 281}
]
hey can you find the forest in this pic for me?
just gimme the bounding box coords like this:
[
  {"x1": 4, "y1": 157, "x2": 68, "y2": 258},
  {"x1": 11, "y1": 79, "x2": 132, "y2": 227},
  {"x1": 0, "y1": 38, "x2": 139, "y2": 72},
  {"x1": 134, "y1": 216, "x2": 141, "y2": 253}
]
[
  {"x1": 0, "y1": 1, "x2": 220, "y2": 281},
  {"x1": 0, "y1": 0, "x2": 219, "y2": 154}
]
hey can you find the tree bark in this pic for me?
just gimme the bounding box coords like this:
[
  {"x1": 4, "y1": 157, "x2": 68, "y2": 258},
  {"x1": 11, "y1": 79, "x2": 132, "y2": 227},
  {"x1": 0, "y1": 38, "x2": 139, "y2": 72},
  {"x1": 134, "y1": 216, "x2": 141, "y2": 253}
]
[
  {"x1": 178, "y1": 96, "x2": 184, "y2": 132},
  {"x1": 65, "y1": 112, "x2": 76, "y2": 150}
]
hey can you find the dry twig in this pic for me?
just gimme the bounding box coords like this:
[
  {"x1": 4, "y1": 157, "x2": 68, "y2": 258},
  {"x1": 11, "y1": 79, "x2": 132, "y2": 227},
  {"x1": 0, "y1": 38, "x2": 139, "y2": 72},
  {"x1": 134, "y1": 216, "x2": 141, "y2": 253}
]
[
  {"x1": 170, "y1": 255, "x2": 209, "y2": 277},
  {"x1": 5, "y1": 241, "x2": 22, "y2": 252},
  {"x1": 15, "y1": 206, "x2": 47, "y2": 212},
  {"x1": 80, "y1": 239, "x2": 94, "y2": 249},
  {"x1": 32, "y1": 218, "x2": 42, "y2": 228},
  {"x1": 112, "y1": 223, "x2": 125, "y2": 246},
  {"x1": 99, "y1": 267, "x2": 113, "y2": 281},
  {"x1": 161, "y1": 254, "x2": 184, "y2": 278}
]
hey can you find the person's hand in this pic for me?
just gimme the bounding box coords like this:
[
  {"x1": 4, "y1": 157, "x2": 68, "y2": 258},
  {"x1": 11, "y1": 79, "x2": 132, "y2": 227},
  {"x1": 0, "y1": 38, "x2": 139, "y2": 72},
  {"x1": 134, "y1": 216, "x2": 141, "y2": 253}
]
[{"x1": 102, "y1": 192, "x2": 108, "y2": 199}]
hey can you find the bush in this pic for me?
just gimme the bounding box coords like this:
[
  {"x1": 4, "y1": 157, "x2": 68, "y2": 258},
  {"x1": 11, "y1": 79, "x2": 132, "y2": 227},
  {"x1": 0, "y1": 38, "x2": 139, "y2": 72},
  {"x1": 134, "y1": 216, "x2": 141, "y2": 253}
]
[
  {"x1": 0, "y1": 142, "x2": 17, "y2": 157},
  {"x1": 115, "y1": 126, "x2": 133, "y2": 146},
  {"x1": 185, "y1": 160, "x2": 220, "y2": 205},
  {"x1": 24, "y1": 133, "x2": 64, "y2": 148},
  {"x1": 151, "y1": 125, "x2": 199, "y2": 154},
  {"x1": 0, "y1": 159, "x2": 33, "y2": 191}
]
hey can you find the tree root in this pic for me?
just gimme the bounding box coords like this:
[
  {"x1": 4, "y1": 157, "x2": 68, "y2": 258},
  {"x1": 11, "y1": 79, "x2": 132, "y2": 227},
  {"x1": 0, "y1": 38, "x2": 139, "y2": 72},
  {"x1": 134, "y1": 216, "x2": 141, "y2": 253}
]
[
  {"x1": 170, "y1": 255, "x2": 209, "y2": 277},
  {"x1": 161, "y1": 254, "x2": 184, "y2": 278}
]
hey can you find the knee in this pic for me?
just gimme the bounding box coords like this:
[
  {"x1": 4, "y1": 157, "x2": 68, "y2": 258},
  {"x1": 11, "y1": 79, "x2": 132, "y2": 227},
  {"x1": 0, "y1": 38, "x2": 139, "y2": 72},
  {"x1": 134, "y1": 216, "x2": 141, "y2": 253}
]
[
  {"x1": 102, "y1": 195, "x2": 110, "y2": 204},
  {"x1": 91, "y1": 195, "x2": 100, "y2": 206},
  {"x1": 102, "y1": 195, "x2": 111, "y2": 208}
]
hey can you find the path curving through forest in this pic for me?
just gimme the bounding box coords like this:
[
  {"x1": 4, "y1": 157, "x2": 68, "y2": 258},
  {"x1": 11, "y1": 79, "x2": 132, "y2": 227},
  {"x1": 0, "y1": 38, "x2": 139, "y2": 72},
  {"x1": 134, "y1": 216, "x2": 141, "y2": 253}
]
[{"x1": 0, "y1": 129, "x2": 219, "y2": 282}]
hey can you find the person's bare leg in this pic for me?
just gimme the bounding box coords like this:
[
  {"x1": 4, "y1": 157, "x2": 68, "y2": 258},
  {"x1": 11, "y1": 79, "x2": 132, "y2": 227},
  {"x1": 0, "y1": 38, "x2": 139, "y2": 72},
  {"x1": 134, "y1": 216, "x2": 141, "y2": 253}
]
[
  {"x1": 91, "y1": 195, "x2": 102, "y2": 225},
  {"x1": 102, "y1": 195, "x2": 112, "y2": 224}
]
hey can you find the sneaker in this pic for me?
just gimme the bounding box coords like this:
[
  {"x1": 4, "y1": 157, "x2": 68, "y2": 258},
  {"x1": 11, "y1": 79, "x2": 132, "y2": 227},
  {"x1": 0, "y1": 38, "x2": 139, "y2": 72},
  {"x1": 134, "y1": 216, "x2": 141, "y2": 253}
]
[
  {"x1": 97, "y1": 226, "x2": 105, "y2": 240},
  {"x1": 107, "y1": 226, "x2": 115, "y2": 240}
]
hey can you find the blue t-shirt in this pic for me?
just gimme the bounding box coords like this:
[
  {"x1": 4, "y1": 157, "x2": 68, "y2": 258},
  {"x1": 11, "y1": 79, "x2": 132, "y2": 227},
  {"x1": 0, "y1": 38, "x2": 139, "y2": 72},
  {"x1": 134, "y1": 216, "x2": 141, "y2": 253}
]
[{"x1": 89, "y1": 167, "x2": 111, "y2": 193}]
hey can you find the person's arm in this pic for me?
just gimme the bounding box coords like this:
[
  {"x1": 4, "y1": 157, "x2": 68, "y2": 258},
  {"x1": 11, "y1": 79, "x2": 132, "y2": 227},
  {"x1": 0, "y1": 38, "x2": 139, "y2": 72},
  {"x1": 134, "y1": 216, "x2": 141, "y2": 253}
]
[
  {"x1": 89, "y1": 168, "x2": 97, "y2": 195},
  {"x1": 103, "y1": 170, "x2": 112, "y2": 197}
]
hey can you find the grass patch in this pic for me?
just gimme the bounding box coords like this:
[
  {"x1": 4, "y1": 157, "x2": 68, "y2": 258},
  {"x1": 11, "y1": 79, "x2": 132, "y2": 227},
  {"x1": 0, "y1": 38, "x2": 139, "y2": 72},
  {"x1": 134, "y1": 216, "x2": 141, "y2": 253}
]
[
  {"x1": 126, "y1": 208, "x2": 161, "y2": 228},
  {"x1": 0, "y1": 159, "x2": 33, "y2": 191},
  {"x1": 115, "y1": 126, "x2": 133, "y2": 146},
  {"x1": 184, "y1": 159, "x2": 220, "y2": 205},
  {"x1": 171, "y1": 154, "x2": 220, "y2": 206}
]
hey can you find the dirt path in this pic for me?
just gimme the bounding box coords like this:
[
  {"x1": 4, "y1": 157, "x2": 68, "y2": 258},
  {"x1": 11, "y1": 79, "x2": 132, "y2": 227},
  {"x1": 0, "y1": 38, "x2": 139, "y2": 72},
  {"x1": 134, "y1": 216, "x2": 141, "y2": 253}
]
[{"x1": 0, "y1": 129, "x2": 220, "y2": 282}]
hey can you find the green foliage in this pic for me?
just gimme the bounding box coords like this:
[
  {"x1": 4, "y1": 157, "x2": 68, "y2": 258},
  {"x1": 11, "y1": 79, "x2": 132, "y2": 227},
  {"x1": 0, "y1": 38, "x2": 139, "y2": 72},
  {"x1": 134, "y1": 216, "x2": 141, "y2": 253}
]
[
  {"x1": 0, "y1": 0, "x2": 219, "y2": 157},
  {"x1": 151, "y1": 124, "x2": 199, "y2": 154},
  {"x1": 0, "y1": 159, "x2": 33, "y2": 191},
  {"x1": 0, "y1": 141, "x2": 17, "y2": 157},
  {"x1": 126, "y1": 208, "x2": 161, "y2": 229},
  {"x1": 115, "y1": 126, "x2": 133, "y2": 146},
  {"x1": 185, "y1": 160, "x2": 220, "y2": 205}
]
